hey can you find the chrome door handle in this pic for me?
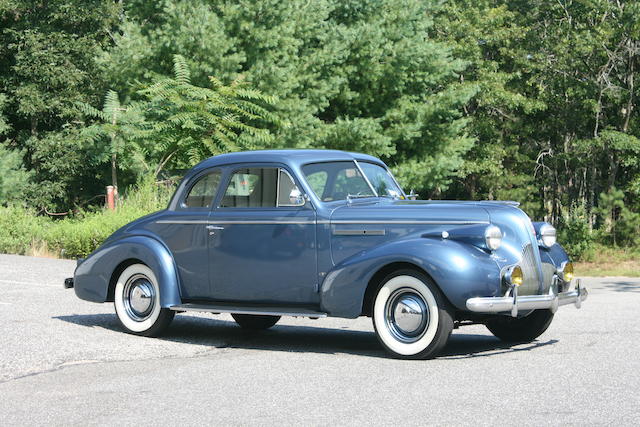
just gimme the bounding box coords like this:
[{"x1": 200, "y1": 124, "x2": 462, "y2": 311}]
[{"x1": 205, "y1": 225, "x2": 224, "y2": 230}]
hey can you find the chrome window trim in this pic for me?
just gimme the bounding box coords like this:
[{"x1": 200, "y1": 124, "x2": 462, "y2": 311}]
[{"x1": 275, "y1": 167, "x2": 281, "y2": 207}]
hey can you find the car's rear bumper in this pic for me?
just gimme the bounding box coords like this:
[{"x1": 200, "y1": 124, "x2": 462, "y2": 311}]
[{"x1": 466, "y1": 279, "x2": 587, "y2": 317}]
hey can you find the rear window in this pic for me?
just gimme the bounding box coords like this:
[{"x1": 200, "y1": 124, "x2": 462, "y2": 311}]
[{"x1": 183, "y1": 171, "x2": 222, "y2": 208}]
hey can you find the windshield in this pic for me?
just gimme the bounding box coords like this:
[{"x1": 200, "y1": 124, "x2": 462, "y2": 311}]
[
  {"x1": 358, "y1": 161, "x2": 403, "y2": 198},
  {"x1": 301, "y1": 160, "x2": 403, "y2": 202},
  {"x1": 302, "y1": 161, "x2": 375, "y2": 201}
]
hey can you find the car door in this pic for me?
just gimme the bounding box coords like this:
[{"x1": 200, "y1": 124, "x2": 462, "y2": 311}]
[
  {"x1": 207, "y1": 165, "x2": 318, "y2": 305},
  {"x1": 155, "y1": 169, "x2": 222, "y2": 299}
]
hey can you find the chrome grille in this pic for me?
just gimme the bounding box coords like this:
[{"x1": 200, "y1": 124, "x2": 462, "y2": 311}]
[
  {"x1": 519, "y1": 243, "x2": 540, "y2": 295},
  {"x1": 541, "y1": 263, "x2": 556, "y2": 293}
]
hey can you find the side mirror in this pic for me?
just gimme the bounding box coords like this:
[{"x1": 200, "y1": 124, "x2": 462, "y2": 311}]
[{"x1": 288, "y1": 188, "x2": 305, "y2": 206}]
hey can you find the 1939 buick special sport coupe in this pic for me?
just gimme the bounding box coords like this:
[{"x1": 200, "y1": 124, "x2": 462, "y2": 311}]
[{"x1": 65, "y1": 150, "x2": 587, "y2": 359}]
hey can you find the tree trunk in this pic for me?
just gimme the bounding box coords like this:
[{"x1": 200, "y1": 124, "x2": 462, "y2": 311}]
[{"x1": 111, "y1": 151, "x2": 118, "y2": 191}]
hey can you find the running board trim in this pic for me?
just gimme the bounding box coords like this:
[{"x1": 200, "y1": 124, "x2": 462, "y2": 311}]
[{"x1": 169, "y1": 303, "x2": 327, "y2": 318}]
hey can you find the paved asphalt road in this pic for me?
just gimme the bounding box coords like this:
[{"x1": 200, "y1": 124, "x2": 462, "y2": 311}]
[{"x1": 0, "y1": 254, "x2": 639, "y2": 425}]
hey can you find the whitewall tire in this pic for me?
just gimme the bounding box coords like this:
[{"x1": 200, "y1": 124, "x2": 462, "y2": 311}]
[
  {"x1": 372, "y1": 270, "x2": 453, "y2": 359},
  {"x1": 114, "y1": 263, "x2": 174, "y2": 336}
]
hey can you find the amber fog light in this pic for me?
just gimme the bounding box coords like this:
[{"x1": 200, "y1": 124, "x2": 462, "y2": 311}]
[
  {"x1": 506, "y1": 265, "x2": 524, "y2": 287},
  {"x1": 559, "y1": 261, "x2": 574, "y2": 283}
]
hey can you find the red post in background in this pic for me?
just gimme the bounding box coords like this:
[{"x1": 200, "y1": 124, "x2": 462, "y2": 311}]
[{"x1": 106, "y1": 186, "x2": 115, "y2": 211}]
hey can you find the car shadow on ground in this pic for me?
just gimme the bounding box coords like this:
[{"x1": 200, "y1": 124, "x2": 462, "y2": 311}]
[
  {"x1": 601, "y1": 281, "x2": 640, "y2": 293},
  {"x1": 55, "y1": 313, "x2": 557, "y2": 360}
]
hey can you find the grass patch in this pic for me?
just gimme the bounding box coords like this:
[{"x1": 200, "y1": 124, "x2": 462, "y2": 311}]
[{"x1": 575, "y1": 244, "x2": 640, "y2": 277}]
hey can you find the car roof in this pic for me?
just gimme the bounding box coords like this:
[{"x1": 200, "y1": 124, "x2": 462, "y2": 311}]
[{"x1": 192, "y1": 149, "x2": 384, "y2": 172}]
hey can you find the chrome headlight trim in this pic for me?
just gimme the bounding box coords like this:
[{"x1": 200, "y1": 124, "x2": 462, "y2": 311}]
[
  {"x1": 484, "y1": 225, "x2": 503, "y2": 251},
  {"x1": 539, "y1": 223, "x2": 557, "y2": 248}
]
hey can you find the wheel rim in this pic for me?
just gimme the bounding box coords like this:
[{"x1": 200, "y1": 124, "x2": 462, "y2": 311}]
[
  {"x1": 123, "y1": 274, "x2": 156, "y2": 322},
  {"x1": 384, "y1": 288, "x2": 430, "y2": 343}
]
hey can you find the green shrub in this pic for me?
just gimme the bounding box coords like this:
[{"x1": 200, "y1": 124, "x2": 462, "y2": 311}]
[
  {"x1": 557, "y1": 203, "x2": 593, "y2": 261},
  {"x1": 0, "y1": 177, "x2": 175, "y2": 259},
  {"x1": 0, "y1": 205, "x2": 48, "y2": 255}
]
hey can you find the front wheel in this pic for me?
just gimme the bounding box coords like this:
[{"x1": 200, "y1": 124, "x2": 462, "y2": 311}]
[
  {"x1": 485, "y1": 309, "x2": 554, "y2": 342},
  {"x1": 372, "y1": 270, "x2": 453, "y2": 359},
  {"x1": 114, "y1": 263, "x2": 175, "y2": 337}
]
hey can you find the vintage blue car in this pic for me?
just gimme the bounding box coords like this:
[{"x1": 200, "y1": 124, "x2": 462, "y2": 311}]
[{"x1": 65, "y1": 149, "x2": 587, "y2": 359}]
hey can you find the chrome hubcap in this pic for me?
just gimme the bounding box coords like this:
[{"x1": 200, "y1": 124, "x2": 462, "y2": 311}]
[
  {"x1": 385, "y1": 288, "x2": 429, "y2": 343},
  {"x1": 123, "y1": 274, "x2": 155, "y2": 322}
]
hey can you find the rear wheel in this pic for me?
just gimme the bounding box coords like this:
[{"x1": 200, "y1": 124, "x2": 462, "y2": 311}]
[
  {"x1": 232, "y1": 314, "x2": 280, "y2": 330},
  {"x1": 485, "y1": 309, "x2": 554, "y2": 342},
  {"x1": 372, "y1": 270, "x2": 453, "y2": 359},
  {"x1": 114, "y1": 263, "x2": 174, "y2": 337}
]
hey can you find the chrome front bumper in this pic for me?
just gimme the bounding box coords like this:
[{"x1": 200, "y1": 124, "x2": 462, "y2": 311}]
[{"x1": 466, "y1": 279, "x2": 588, "y2": 317}]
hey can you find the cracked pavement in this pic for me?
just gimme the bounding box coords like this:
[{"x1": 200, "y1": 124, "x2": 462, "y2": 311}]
[{"x1": 1, "y1": 254, "x2": 639, "y2": 425}]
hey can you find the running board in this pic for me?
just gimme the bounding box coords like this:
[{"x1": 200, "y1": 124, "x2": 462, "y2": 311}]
[{"x1": 169, "y1": 303, "x2": 327, "y2": 318}]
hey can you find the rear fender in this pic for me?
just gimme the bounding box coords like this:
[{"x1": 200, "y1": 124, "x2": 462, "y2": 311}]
[
  {"x1": 73, "y1": 235, "x2": 181, "y2": 308},
  {"x1": 319, "y1": 238, "x2": 501, "y2": 318}
]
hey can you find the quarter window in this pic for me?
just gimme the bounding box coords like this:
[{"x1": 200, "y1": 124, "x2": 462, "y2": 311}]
[
  {"x1": 183, "y1": 171, "x2": 221, "y2": 208},
  {"x1": 277, "y1": 170, "x2": 302, "y2": 207}
]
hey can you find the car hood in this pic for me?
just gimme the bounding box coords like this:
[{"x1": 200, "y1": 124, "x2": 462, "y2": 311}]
[
  {"x1": 328, "y1": 199, "x2": 494, "y2": 224},
  {"x1": 328, "y1": 198, "x2": 540, "y2": 274}
]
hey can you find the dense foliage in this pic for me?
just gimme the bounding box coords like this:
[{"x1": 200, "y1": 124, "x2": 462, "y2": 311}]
[{"x1": 1, "y1": 0, "x2": 639, "y2": 258}]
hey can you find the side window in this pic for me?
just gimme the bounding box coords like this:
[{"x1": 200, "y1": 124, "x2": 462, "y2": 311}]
[
  {"x1": 183, "y1": 171, "x2": 221, "y2": 208},
  {"x1": 221, "y1": 168, "x2": 278, "y2": 208}
]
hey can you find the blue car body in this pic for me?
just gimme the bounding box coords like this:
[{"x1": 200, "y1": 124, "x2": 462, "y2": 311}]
[{"x1": 72, "y1": 149, "x2": 576, "y2": 319}]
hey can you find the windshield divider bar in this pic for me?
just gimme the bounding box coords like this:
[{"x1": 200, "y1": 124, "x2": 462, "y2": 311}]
[{"x1": 354, "y1": 160, "x2": 378, "y2": 197}]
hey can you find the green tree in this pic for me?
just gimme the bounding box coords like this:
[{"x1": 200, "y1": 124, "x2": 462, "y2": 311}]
[
  {"x1": 0, "y1": 144, "x2": 31, "y2": 204},
  {"x1": 0, "y1": 0, "x2": 122, "y2": 210},
  {"x1": 139, "y1": 55, "x2": 279, "y2": 169},
  {"x1": 78, "y1": 56, "x2": 279, "y2": 187},
  {"x1": 100, "y1": 0, "x2": 476, "y2": 195}
]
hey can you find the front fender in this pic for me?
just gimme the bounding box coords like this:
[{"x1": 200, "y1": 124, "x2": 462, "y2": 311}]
[
  {"x1": 73, "y1": 235, "x2": 181, "y2": 308},
  {"x1": 539, "y1": 243, "x2": 571, "y2": 267},
  {"x1": 319, "y1": 238, "x2": 501, "y2": 317}
]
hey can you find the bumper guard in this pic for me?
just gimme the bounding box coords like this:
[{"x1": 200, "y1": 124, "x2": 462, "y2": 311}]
[{"x1": 466, "y1": 279, "x2": 587, "y2": 317}]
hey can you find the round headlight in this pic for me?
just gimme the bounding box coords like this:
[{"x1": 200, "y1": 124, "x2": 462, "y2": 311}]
[
  {"x1": 559, "y1": 261, "x2": 574, "y2": 282},
  {"x1": 539, "y1": 223, "x2": 557, "y2": 248},
  {"x1": 507, "y1": 265, "x2": 524, "y2": 287},
  {"x1": 484, "y1": 225, "x2": 503, "y2": 251}
]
